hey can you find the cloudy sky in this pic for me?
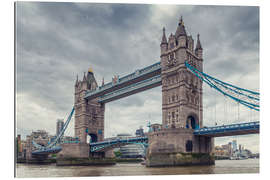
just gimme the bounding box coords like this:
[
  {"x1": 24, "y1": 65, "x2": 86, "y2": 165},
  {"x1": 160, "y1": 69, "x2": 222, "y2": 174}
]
[{"x1": 16, "y1": 2, "x2": 259, "y2": 152}]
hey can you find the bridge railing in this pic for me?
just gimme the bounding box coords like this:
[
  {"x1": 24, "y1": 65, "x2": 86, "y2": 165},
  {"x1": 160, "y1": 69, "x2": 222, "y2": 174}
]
[
  {"x1": 194, "y1": 121, "x2": 259, "y2": 136},
  {"x1": 90, "y1": 136, "x2": 148, "y2": 146},
  {"x1": 90, "y1": 136, "x2": 148, "y2": 152},
  {"x1": 98, "y1": 75, "x2": 161, "y2": 102},
  {"x1": 85, "y1": 62, "x2": 161, "y2": 97}
]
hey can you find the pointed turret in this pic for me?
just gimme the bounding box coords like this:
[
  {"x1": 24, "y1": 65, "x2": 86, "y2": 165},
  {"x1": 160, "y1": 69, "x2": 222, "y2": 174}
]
[
  {"x1": 175, "y1": 16, "x2": 187, "y2": 48},
  {"x1": 161, "y1": 27, "x2": 168, "y2": 45},
  {"x1": 75, "y1": 74, "x2": 79, "y2": 86},
  {"x1": 86, "y1": 67, "x2": 98, "y2": 90},
  {"x1": 102, "y1": 77, "x2": 105, "y2": 86},
  {"x1": 160, "y1": 27, "x2": 168, "y2": 54},
  {"x1": 195, "y1": 34, "x2": 203, "y2": 59},
  {"x1": 175, "y1": 16, "x2": 187, "y2": 38},
  {"x1": 83, "y1": 72, "x2": 86, "y2": 81},
  {"x1": 195, "y1": 34, "x2": 202, "y2": 50}
]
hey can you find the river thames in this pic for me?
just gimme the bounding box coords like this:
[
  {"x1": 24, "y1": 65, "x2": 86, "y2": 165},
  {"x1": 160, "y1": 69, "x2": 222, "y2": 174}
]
[{"x1": 16, "y1": 158, "x2": 259, "y2": 177}]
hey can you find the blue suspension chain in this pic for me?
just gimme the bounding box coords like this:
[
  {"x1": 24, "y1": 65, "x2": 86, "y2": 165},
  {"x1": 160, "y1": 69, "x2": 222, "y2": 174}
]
[{"x1": 185, "y1": 61, "x2": 259, "y2": 111}]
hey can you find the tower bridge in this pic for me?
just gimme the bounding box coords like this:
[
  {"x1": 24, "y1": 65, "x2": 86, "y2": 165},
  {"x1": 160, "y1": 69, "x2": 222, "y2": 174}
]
[{"x1": 27, "y1": 16, "x2": 259, "y2": 166}]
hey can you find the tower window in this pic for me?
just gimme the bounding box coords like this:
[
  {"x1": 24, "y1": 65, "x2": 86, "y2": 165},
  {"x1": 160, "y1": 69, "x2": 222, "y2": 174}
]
[
  {"x1": 170, "y1": 43, "x2": 174, "y2": 49},
  {"x1": 169, "y1": 53, "x2": 174, "y2": 61}
]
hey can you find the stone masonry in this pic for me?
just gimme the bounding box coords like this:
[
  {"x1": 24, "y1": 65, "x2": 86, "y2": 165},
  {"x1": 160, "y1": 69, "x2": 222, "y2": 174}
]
[
  {"x1": 146, "y1": 17, "x2": 214, "y2": 166},
  {"x1": 74, "y1": 69, "x2": 105, "y2": 145}
]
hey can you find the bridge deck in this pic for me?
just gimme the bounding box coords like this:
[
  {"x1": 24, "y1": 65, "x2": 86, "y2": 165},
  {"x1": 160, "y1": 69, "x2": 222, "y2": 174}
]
[
  {"x1": 85, "y1": 62, "x2": 161, "y2": 100},
  {"x1": 98, "y1": 75, "x2": 161, "y2": 103},
  {"x1": 32, "y1": 146, "x2": 62, "y2": 155},
  {"x1": 194, "y1": 121, "x2": 259, "y2": 137},
  {"x1": 90, "y1": 136, "x2": 148, "y2": 152}
]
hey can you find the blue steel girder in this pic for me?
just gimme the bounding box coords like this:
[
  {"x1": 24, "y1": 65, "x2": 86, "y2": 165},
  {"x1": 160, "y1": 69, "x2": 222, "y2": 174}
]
[
  {"x1": 32, "y1": 146, "x2": 62, "y2": 155},
  {"x1": 98, "y1": 75, "x2": 161, "y2": 103},
  {"x1": 90, "y1": 137, "x2": 148, "y2": 152},
  {"x1": 85, "y1": 62, "x2": 161, "y2": 100},
  {"x1": 194, "y1": 121, "x2": 259, "y2": 137}
]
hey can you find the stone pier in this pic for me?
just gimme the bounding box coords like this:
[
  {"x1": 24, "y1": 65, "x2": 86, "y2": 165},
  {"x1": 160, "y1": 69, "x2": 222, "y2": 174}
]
[{"x1": 146, "y1": 128, "x2": 214, "y2": 166}]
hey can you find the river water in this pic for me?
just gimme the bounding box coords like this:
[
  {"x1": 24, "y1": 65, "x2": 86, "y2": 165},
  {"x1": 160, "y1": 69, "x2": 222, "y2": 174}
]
[{"x1": 16, "y1": 159, "x2": 259, "y2": 177}]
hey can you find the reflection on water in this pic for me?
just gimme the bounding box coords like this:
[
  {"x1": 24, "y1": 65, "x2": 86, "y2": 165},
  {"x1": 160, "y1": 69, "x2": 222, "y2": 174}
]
[{"x1": 16, "y1": 159, "x2": 259, "y2": 178}]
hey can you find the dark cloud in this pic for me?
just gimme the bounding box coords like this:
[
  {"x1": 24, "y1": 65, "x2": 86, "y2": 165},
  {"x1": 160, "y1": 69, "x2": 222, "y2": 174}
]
[{"x1": 16, "y1": 2, "x2": 259, "y2": 151}]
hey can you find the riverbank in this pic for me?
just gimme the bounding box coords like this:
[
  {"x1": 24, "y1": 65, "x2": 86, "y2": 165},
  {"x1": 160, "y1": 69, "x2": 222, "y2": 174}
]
[
  {"x1": 56, "y1": 157, "x2": 116, "y2": 166},
  {"x1": 17, "y1": 157, "x2": 144, "y2": 166},
  {"x1": 16, "y1": 158, "x2": 259, "y2": 177},
  {"x1": 16, "y1": 158, "x2": 56, "y2": 164}
]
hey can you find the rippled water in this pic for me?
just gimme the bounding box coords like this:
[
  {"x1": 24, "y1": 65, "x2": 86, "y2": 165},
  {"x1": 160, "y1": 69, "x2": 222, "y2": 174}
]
[{"x1": 16, "y1": 159, "x2": 259, "y2": 177}]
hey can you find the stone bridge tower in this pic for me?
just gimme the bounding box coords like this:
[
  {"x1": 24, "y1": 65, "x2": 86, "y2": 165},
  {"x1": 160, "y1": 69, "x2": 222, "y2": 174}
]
[
  {"x1": 146, "y1": 17, "x2": 214, "y2": 167},
  {"x1": 74, "y1": 68, "x2": 105, "y2": 144},
  {"x1": 160, "y1": 16, "x2": 203, "y2": 130}
]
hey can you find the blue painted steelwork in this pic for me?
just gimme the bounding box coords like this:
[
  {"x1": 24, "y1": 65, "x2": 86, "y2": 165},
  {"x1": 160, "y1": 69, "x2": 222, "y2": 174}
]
[
  {"x1": 31, "y1": 107, "x2": 75, "y2": 155},
  {"x1": 185, "y1": 61, "x2": 260, "y2": 111},
  {"x1": 32, "y1": 146, "x2": 62, "y2": 155},
  {"x1": 90, "y1": 136, "x2": 148, "y2": 152},
  {"x1": 85, "y1": 62, "x2": 161, "y2": 99},
  {"x1": 47, "y1": 107, "x2": 75, "y2": 148},
  {"x1": 98, "y1": 75, "x2": 161, "y2": 103},
  {"x1": 194, "y1": 121, "x2": 259, "y2": 136}
]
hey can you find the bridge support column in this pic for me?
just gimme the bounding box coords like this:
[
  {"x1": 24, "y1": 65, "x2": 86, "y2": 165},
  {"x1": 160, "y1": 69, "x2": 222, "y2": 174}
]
[
  {"x1": 105, "y1": 149, "x2": 115, "y2": 158},
  {"x1": 146, "y1": 128, "x2": 214, "y2": 167},
  {"x1": 57, "y1": 143, "x2": 89, "y2": 159}
]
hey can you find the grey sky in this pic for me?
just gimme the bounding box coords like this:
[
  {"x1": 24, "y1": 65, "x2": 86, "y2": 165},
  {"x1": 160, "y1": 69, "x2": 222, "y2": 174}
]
[{"x1": 16, "y1": 2, "x2": 259, "y2": 152}]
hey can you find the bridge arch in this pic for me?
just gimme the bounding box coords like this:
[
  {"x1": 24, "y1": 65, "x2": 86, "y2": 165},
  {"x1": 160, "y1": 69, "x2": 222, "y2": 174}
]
[
  {"x1": 186, "y1": 113, "x2": 199, "y2": 129},
  {"x1": 88, "y1": 133, "x2": 98, "y2": 143}
]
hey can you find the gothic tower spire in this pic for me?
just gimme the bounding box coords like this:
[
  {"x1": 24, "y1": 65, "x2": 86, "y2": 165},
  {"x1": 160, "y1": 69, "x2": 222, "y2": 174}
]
[
  {"x1": 175, "y1": 16, "x2": 187, "y2": 38},
  {"x1": 75, "y1": 74, "x2": 78, "y2": 86},
  {"x1": 160, "y1": 27, "x2": 168, "y2": 54},
  {"x1": 195, "y1": 34, "x2": 202, "y2": 50},
  {"x1": 161, "y1": 27, "x2": 168, "y2": 45},
  {"x1": 195, "y1": 33, "x2": 203, "y2": 59}
]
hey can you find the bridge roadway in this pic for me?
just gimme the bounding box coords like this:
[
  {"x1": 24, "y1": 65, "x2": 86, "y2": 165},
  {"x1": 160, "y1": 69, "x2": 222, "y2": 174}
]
[
  {"x1": 32, "y1": 146, "x2": 62, "y2": 156},
  {"x1": 90, "y1": 121, "x2": 259, "y2": 152},
  {"x1": 31, "y1": 121, "x2": 259, "y2": 155},
  {"x1": 98, "y1": 75, "x2": 161, "y2": 103},
  {"x1": 193, "y1": 121, "x2": 259, "y2": 137},
  {"x1": 85, "y1": 62, "x2": 161, "y2": 100}
]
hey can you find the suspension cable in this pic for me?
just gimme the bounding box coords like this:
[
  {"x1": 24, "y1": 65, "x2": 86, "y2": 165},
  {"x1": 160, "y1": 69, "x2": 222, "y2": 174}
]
[
  {"x1": 238, "y1": 102, "x2": 240, "y2": 122},
  {"x1": 215, "y1": 90, "x2": 217, "y2": 126}
]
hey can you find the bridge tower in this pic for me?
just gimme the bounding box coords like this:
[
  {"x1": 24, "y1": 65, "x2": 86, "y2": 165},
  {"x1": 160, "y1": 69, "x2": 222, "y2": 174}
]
[
  {"x1": 146, "y1": 17, "x2": 214, "y2": 167},
  {"x1": 74, "y1": 68, "x2": 105, "y2": 145},
  {"x1": 161, "y1": 16, "x2": 203, "y2": 130}
]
